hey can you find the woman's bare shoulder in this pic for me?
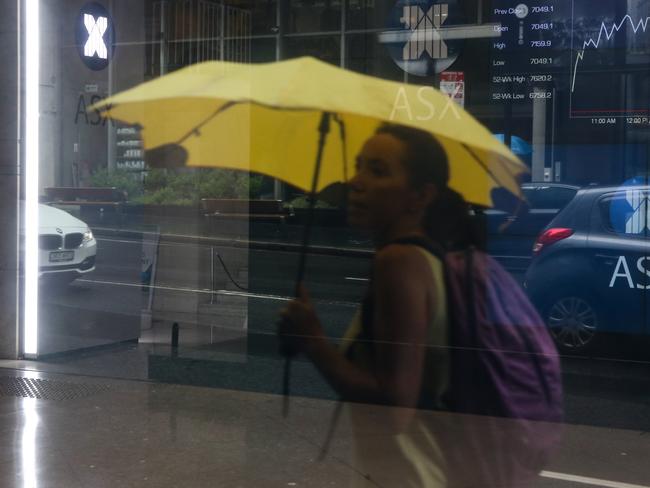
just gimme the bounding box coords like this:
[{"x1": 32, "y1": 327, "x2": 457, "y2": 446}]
[{"x1": 374, "y1": 243, "x2": 435, "y2": 281}]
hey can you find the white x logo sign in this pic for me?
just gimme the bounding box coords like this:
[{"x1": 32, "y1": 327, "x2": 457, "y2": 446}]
[
  {"x1": 625, "y1": 189, "x2": 650, "y2": 234},
  {"x1": 400, "y1": 4, "x2": 449, "y2": 61},
  {"x1": 84, "y1": 14, "x2": 108, "y2": 60}
]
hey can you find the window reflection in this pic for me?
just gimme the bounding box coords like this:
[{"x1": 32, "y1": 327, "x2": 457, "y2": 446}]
[
  {"x1": 284, "y1": 35, "x2": 340, "y2": 64},
  {"x1": 251, "y1": 37, "x2": 277, "y2": 63},
  {"x1": 225, "y1": 0, "x2": 278, "y2": 35},
  {"x1": 346, "y1": 0, "x2": 392, "y2": 31},
  {"x1": 288, "y1": 0, "x2": 341, "y2": 33},
  {"x1": 345, "y1": 32, "x2": 405, "y2": 81},
  {"x1": 13, "y1": 0, "x2": 650, "y2": 485}
]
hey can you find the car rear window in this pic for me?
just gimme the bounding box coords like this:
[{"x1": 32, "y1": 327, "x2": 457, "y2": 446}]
[
  {"x1": 599, "y1": 191, "x2": 650, "y2": 236},
  {"x1": 522, "y1": 186, "x2": 578, "y2": 210}
]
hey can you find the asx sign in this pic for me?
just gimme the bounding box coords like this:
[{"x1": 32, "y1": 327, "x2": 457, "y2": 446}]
[
  {"x1": 75, "y1": 3, "x2": 115, "y2": 71},
  {"x1": 622, "y1": 188, "x2": 650, "y2": 234},
  {"x1": 384, "y1": 0, "x2": 464, "y2": 77},
  {"x1": 609, "y1": 256, "x2": 650, "y2": 289},
  {"x1": 609, "y1": 180, "x2": 650, "y2": 235},
  {"x1": 608, "y1": 181, "x2": 650, "y2": 289},
  {"x1": 83, "y1": 14, "x2": 108, "y2": 60},
  {"x1": 401, "y1": 3, "x2": 449, "y2": 61}
]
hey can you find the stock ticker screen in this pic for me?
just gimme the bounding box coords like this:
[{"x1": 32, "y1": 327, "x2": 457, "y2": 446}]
[{"x1": 490, "y1": 0, "x2": 650, "y2": 129}]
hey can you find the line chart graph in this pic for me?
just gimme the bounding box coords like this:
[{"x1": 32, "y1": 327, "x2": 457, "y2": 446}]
[
  {"x1": 570, "y1": 1, "x2": 650, "y2": 119},
  {"x1": 571, "y1": 14, "x2": 650, "y2": 93}
]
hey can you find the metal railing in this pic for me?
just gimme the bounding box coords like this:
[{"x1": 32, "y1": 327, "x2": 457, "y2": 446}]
[{"x1": 149, "y1": 0, "x2": 251, "y2": 75}]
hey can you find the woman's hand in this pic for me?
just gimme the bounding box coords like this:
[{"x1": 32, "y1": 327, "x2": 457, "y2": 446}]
[{"x1": 278, "y1": 284, "x2": 325, "y2": 355}]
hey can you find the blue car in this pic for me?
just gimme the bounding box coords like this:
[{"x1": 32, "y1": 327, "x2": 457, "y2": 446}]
[{"x1": 525, "y1": 185, "x2": 650, "y2": 352}]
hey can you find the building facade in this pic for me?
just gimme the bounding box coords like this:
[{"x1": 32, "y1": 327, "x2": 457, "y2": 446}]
[{"x1": 3, "y1": 0, "x2": 650, "y2": 369}]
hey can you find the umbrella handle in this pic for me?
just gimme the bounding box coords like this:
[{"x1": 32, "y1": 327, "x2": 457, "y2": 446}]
[{"x1": 281, "y1": 111, "x2": 332, "y2": 416}]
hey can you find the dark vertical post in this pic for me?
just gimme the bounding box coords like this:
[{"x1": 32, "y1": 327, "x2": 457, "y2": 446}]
[{"x1": 171, "y1": 322, "x2": 179, "y2": 358}]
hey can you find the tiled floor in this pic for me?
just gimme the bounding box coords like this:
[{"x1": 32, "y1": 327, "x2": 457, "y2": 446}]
[
  {"x1": 0, "y1": 369, "x2": 355, "y2": 488},
  {"x1": 0, "y1": 367, "x2": 649, "y2": 487}
]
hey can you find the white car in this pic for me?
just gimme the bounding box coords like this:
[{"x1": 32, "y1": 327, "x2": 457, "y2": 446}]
[{"x1": 38, "y1": 204, "x2": 97, "y2": 281}]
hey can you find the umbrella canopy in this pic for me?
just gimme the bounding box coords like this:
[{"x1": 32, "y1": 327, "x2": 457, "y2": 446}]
[{"x1": 93, "y1": 56, "x2": 526, "y2": 207}]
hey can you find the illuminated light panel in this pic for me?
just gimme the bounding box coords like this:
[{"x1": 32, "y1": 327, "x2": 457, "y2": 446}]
[
  {"x1": 83, "y1": 14, "x2": 108, "y2": 59},
  {"x1": 24, "y1": 0, "x2": 40, "y2": 357}
]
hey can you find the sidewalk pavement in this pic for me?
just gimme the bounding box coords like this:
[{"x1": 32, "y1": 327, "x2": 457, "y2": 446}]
[{"x1": 0, "y1": 367, "x2": 648, "y2": 487}]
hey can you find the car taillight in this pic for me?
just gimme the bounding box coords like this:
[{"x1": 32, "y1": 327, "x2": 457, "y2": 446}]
[{"x1": 533, "y1": 228, "x2": 574, "y2": 256}]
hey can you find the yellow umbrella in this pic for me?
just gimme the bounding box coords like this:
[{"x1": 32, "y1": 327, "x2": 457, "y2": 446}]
[
  {"x1": 93, "y1": 56, "x2": 526, "y2": 207},
  {"x1": 93, "y1": 57, "x2": 527, "y2": 414}
]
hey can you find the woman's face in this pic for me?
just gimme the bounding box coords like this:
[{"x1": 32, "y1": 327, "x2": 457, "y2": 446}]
[{"x1": 348, "y1": 133, "x2": 416, "y2": 232}]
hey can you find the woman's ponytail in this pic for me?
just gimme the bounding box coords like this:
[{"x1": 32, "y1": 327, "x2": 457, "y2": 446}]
[{"x1": 425, "y1": 187, "x2": 486, "y2": 251}]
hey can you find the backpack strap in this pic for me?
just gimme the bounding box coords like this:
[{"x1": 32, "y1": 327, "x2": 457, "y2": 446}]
[{"x1": 388, "y1": 236, "x2": 445, "y2": 261}]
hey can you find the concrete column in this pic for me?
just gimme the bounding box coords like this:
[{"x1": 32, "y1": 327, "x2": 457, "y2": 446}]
[{"x1": 0, "y1": 0, "x2": 21, "y2": 358}]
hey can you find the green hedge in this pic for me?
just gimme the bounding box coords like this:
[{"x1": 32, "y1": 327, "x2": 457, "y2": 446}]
[{"x1": 89, "y1": 168, "x2": 264, "y2": 205}]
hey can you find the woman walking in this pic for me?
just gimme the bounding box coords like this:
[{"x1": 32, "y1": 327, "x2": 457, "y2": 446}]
[{"x1": 278, "y1": 123, "x2": 480, "y2": 486}]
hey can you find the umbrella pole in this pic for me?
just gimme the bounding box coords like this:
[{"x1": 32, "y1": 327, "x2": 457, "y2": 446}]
[
  {"x1": 294, "y1": 112, "x2": 332, "y2": 289},
  {"x1": 282, "y1": 111, "x2": 332, "y2": 417}
]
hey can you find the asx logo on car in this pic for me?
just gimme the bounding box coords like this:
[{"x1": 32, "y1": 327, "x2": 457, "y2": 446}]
[
  {"x1": 623, "y1": 188, "x2": 649, "y2": 234},
  {"x1": 609, "y1": 256, "x2": 650, "y2": 289},
  {"x1": 609, "y1": 180, "x2": 650, "y2": 235}
]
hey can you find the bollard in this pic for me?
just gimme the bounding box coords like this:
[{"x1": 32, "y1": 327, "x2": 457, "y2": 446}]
[
  {"x1": 171, "y1": 322, "x2": 179, "y2": 357},
  {"x1": 210, "y1": 247, "x2": 216, "y2": 305}
]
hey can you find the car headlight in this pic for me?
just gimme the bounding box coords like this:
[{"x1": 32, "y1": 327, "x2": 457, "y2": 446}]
[{"x1": 83, "y1": 229, "x2": 94, "y2": 243}]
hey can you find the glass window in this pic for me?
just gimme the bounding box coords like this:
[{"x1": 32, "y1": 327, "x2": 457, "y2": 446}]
[
  {"x1": 600, "y1": 191, "x2": 650, "y2": 236},
  {"x1": 251, "y1": 37, "x2": 277, "y2": 63},
  {"x1": 288, "y1": 0, "x2": 342, "y2": 33},
  {"x1": 346, "y1": 0, "x2": 393, "y2": 31},
  {"x1": 284, "y1": 35, "x2": 340, "y2": 64},
  {"x1": 522, "y1": 185, "x2": 579, "y2": 210},
  {"x1": 225, "y1": 0, "x2": 279, "y2": 36},
  {"x1": 10, "y1": 2, "x2": 650, "y2": 486},
  {"x1": 345, "y1": 32, "x2": 405, "y2": 81}
]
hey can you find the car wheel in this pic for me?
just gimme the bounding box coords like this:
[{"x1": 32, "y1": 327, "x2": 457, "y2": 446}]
[{"x1": 543, "y1": 292, "x2": 600, "y2": 352}]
